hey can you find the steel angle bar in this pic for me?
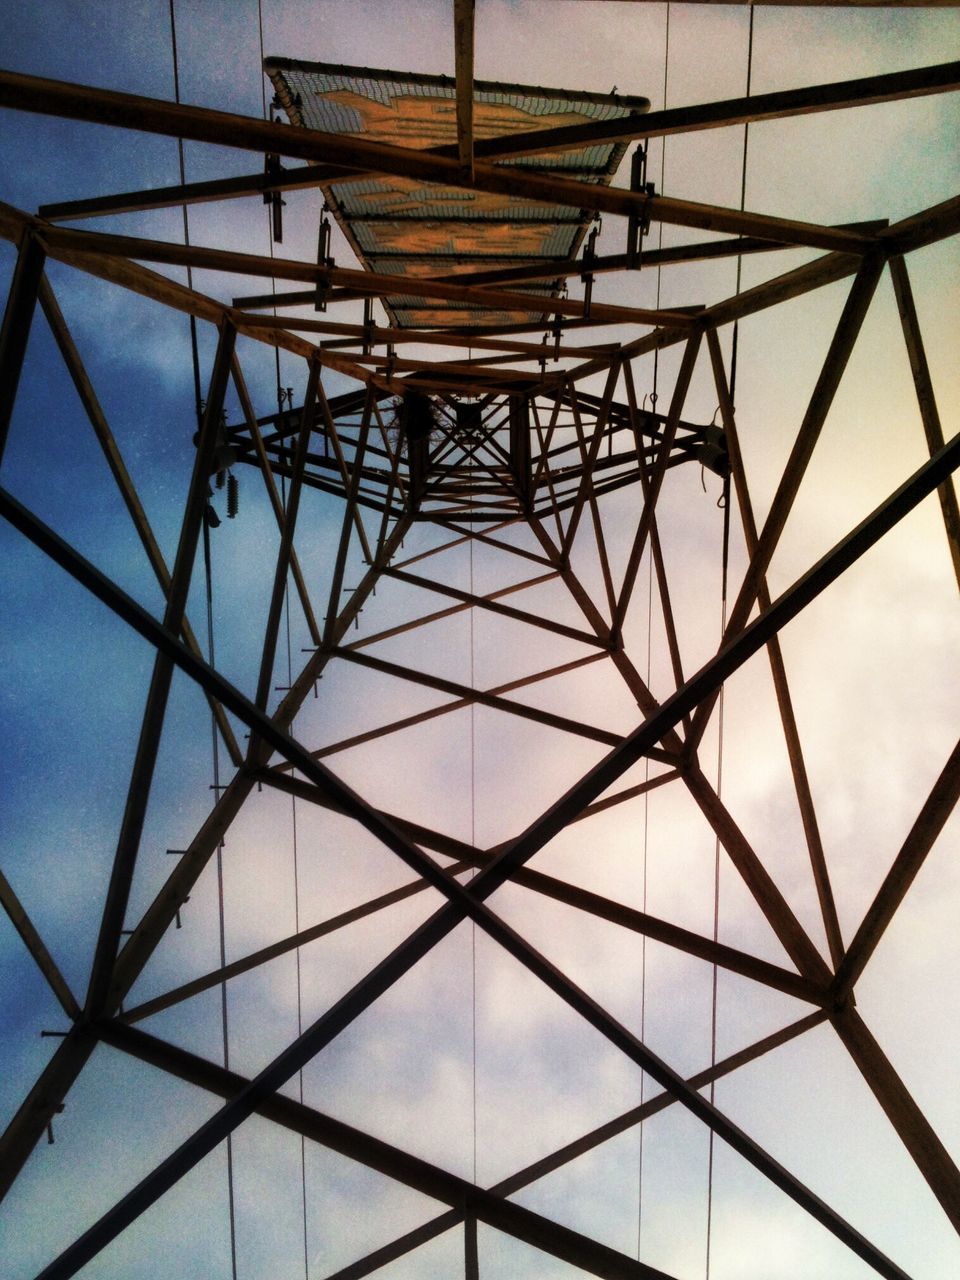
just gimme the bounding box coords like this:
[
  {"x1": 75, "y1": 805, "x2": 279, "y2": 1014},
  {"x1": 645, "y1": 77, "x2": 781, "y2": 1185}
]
[
  {"x1": 342, "y1": 570, "x2": 561, "y2": 651},
  {"x1": 688, "y1": 252, "x2": 886, "y2": 751},
  {"x1": 0, "y1": 72, "x2": 873, "y2": 253},
  {"x1": 229, "y1": 355, "x2": 322, "y2": 645},
  {"x1": 831, "y1": 1003, "x2": 960, "y2": 1234},
  {"x1": 97, "y1": 1021, "x2": 680, "y2": 1280},
  {"x1": 707, "y1": 329, "x2": 845, "y2": 969},
  {"x1": 568, "y1": 395, "x2": 618, "y2": 619},
  {"x1": 560, "y1": 365, "x2": 621, "y2": 560},
  {"x1": 33, "y1": 59, "x2": 957, "y2": 223},
  {"x1": 301, "y1": 652, "x2": 614, "y2": 764},
  {"x1": 888, "y1": 254, "x2": 960, "y2": 593},
  {"x1": 4, "y1": 414, "x2": 957, "y2": 1277},
  {"x1": 382, "y1": 566, "x2": 607, "y2": 648},
  {"x1": 612, "y1": 335, "x2": 702, "y2": 636},
  {"x1": 325, "y1": 1010, "x2": 828, "y2": 1280},
  {"x1": 622, "y1": 362, "x2": 690, "y2": 717},
  {"x1": 120, "y1": 854, "x2": 476, "y2": 1026},
  {"x1": 834, "y1": 735, "x2": 960, "y2": 1001},
  {"x1": 333, "y1": 646, "x2": 624, "y2": 747},
  {"x1": 82, "y1": 318, "x2": 237, "y2": 1020},
  {"x1": 465, "y1": 59, "x2": 960, "y2": 161},
  {"x1": 38, "y1": 275, "x2": 243, "y2": 766},
  {"x1": 0, "y1": 230, "x2": 45, "y2": 466},
  {"x1": 250, "y1": 359, "x2": 320, "y2": 723},
  {"x1": 0, "y1": 867, "x2": 81, "y2": 1020}
]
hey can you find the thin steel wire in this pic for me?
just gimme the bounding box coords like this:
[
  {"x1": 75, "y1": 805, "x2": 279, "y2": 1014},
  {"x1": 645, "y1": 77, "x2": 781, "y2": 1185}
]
[
  {"x1": 469, "y1": 529, "x2": 479, "y2": 1190},
  {"x1": 706, "y1": 14, "x2": 754, "y2": 1274},
  {"x1": 170, "y1": 2, "x2": 238, "y2": 1272}
]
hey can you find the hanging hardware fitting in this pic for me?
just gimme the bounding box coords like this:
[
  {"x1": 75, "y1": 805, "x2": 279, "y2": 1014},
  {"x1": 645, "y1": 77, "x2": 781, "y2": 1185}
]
[{"x1": 627, "y1": 146, "x2": 656, "y2": 269}]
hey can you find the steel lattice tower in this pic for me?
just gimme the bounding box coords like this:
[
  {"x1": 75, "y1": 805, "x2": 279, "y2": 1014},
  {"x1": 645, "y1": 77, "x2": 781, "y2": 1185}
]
[{"x1": 1, "y1": 6, "x2": 959, "y2": 1278}]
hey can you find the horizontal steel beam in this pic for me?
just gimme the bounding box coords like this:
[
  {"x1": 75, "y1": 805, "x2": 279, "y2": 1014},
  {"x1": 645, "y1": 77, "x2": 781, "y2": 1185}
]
[{"x1": 0, "y1": 71, "x2": 873, "y2": 253}]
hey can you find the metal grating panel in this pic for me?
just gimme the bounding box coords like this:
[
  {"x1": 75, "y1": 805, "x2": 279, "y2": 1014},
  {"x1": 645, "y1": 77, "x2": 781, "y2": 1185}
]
[{"x1": 265, "y1": 58, "x2": 649, "y2": 330}]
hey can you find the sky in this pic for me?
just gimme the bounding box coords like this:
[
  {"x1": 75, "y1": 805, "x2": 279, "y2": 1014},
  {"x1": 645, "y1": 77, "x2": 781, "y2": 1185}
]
[{"x1": 1, "y1": 2, "x2": 959, "y2": 1279}]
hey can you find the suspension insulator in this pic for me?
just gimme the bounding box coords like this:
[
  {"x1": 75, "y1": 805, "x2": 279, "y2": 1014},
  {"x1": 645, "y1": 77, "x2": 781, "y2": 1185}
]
[{"x1": 227, "y1": 472, "x2": 239, "y2": 519}]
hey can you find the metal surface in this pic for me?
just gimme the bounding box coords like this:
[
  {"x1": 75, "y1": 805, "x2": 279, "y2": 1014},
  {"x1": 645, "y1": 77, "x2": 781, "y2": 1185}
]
[{"x1": 0, "y1": 9, "x2": 958, "y2": 1280}]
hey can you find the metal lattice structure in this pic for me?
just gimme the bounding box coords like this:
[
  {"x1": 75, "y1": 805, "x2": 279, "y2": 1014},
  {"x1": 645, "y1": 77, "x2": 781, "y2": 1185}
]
[{"x1": 1, "y1": 6, "x2": 959, "y2": 1279}]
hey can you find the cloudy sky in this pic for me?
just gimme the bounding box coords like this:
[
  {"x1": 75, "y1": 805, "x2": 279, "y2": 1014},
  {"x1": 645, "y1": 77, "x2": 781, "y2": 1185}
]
[{"x1": 1, "y1": 2, "x2": 959, "y2": 1278}]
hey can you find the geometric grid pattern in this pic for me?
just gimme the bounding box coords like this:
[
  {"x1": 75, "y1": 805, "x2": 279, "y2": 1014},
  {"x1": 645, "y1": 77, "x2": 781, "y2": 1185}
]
[
  {"x1": 0, "y1": 9, "x2": 959, "y2": 1280},
  {"x1": 267, "y1": 58, "x2": 649, "y2": 328}
]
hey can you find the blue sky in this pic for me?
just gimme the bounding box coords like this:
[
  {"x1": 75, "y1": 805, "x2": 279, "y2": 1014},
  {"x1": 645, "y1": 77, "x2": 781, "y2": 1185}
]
[{"x1": 1, "y1": 2, "x2": 959, "y2": 1278}]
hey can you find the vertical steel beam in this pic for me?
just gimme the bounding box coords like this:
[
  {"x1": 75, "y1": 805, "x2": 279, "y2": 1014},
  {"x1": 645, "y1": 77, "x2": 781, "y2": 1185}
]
[{"x1": 0, "y1": 231, "x2": 45, "y2": 466}]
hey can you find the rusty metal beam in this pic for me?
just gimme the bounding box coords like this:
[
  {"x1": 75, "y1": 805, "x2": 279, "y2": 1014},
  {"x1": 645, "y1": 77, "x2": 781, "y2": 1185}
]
[{"x1": 454, "y1": 0, "x2": 475, "y2": 180}]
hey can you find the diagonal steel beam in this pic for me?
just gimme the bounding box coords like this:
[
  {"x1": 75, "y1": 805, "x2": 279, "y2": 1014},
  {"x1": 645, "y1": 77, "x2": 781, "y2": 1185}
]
[
  {"x1": 707, "y1": 328, "x2": 845, "y2": 969},
  {"x1": 0, "y1": 230, "x2": 45, "y2": 466},
  {"x1": 82, "y1": 318, "x2": 237, "y2": 1019},
  {"x1": 834, "y1": 734, "x2": 960, "y2": 1000},
  {"x1": 333, "y1": 645, "x2": 626, "y2": 748},
  {"x1": 383, "y1": 565, "x2": 607, "y2": 648},
  {"x1": 229, "y1": 354, "x2": 322, "y2": 645},
  {"x1": 4, "y1": 413, "x2": 956, "y2": 1276},
  {"x1": 688, "y1": 252, "x2": 886, "y2": 751},
  {"x1": 97, "y1": 1020, "x2": 680, "y2": 1280},
  {"x1": 0, "y1": 868, "x2": 81, "y2": 1021},
  {"x1": 888, "y1": 254, "x2": 960, "y2": 592},
  {"x1": 38, "y1": 274, "x2": 243, "y2": 766},
  {"x1": 612, "y1": 335, "x2": 702, "y2": 638},
  {"x1": 249, "y1": 359, "x2": 320, "y2": 722},
  {"x1": 0, "y1": 71, "x2": 874, "y2": 253}
]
